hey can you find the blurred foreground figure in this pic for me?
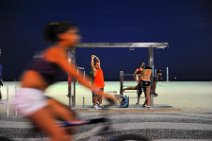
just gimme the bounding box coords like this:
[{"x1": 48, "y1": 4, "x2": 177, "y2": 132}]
[{"x1": 15, "y1": 22, "x2": 115, "y2": 141}]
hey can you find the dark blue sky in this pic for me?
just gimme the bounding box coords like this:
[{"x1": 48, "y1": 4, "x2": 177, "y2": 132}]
[{"x1": 0, "y1": 0, "x2": 212, "y2": 81}]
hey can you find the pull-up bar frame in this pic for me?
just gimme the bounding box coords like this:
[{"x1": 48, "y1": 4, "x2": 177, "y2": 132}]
[{"x1": 68, "y1": 42, "x2": 168, "y2": 107}]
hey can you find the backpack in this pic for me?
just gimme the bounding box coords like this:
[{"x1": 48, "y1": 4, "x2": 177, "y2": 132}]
[{"x1": 120, "y1": 95, "x2": 129, "y2": 108}]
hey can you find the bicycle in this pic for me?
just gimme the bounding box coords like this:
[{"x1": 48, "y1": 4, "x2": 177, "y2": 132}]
[
  {"x1": 0, "y1": 100, "x2": 150, "y2": 141},
  {"x1": 61, "y1": 114, "x2": 150, "y2": 141}
]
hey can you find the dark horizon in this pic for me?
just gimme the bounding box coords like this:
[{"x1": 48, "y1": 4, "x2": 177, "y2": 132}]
[{"x1": 0, "y1": 0, "x2": 212, "y2": 81}]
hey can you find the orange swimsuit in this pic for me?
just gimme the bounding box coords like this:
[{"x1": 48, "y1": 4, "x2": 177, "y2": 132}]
[{"x1": 94, "y1": 69, "x2": 105, "y2": 88}]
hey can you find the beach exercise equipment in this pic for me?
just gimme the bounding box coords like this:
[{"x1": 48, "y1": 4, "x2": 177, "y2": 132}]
[
  {"x1": 68, "y1": 42, "x2": 168, "y2": 107},
  {"x1": 119, "y1": 71, "x2": 145, "y2": 102},
  {"x1": 120, "y1": 70, "x2": 160, "y2": 106}
]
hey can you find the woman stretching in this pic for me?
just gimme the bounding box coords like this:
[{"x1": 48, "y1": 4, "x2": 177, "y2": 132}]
[
  {"x1": 15, "y1": 22, "x2": 115, "y2": 141},
  {"x1": 91, "y1": 55, "x2": 105, "y2": 109}
]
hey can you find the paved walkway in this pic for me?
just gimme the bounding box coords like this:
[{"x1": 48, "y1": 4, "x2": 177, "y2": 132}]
[{"x1": 0, "y1": 111, "x2": 212, "y2": 140}]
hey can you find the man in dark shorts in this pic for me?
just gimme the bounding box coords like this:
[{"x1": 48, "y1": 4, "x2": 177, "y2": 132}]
[{"x1": 122, "y1": 61, "x2": 145, "y2": 105}]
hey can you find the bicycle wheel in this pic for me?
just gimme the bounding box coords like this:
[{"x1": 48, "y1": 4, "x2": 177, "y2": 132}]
[
  {"x1": 113, "y1": 134, "x2": 150, "y2": 141},
  {"x1": 0, "y1": 137, "x2": 14, "y2": 141}
]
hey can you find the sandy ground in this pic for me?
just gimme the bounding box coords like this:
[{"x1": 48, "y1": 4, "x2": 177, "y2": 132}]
[{"x1": 0, "y1": 81, "x2": 212, "y2": 113}]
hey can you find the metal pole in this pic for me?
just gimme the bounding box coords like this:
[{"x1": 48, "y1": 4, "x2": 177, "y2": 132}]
[
  {"x1": 83, "y1": 70, "x2": 85, "y2": 80},
  {"x1": 6, "y1": 86, "x2": 9, "y2": 116},
  {"x1": 120, "y1": 71, "x2": 124, "y2": 95},
  {"x1": 166, "y1": 67, "x2": 169, "y2": 82},
  {"x1": 72, "y1": 80, "x2": 76, "y2": 107},
  {"x1": 83, "y1": 97, "x2": 85, "y2": 108},
  {"x1": 67, "y1": 49, "x2": 76, "y2": 108},
  {"x1": 148, "y1": 47, "x2": 154, "y2": 107},
  {"x1": 148, "y1": 47, "x2": 154, "y2": 68},
  {"x1": 152, "y1": 65, "x2": 155, "y2": 76},
  {"x1": 68, "y1": 75, "x2": 72, "y2": 108},
  {"x1": 15, "y1": 86, "x2": 18, "y2": 116}
]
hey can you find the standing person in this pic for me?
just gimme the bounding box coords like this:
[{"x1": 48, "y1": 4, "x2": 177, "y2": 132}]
[
  {"x1": 122, "y1": 61, "x2": 145, "y2": 105},
  {"x1": 141, "y1": 66, "x2": 152, "y2": 108},
  {"x1": 134, "y1": 61, "x2": 145, "y2": 105},
  {"x1": 151, "y1": 69, "x2": 162, "y2": 97},
  {"x1": 91, "y1": 55, "x2": 105, "y2": 109},
  {"x1": 15, "y1": 22, "x2": 115, "y2": 141},
  {"x1": 134, "y1": 62, "x2": 145, "y2": 83},
  {"x1": 0, "y1": 63, "x2": 3, "y2": 100}
]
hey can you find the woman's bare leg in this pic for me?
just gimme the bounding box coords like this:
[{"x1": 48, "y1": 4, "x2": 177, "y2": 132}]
[
  {"x1": 143, "y1": 91, "x2": 147, "y2": 106},
  {"x1": 29, "y1": 107, "x2": 71, "y2": 141},
  {"x1": 136, "y1": 95, "x2": 140, "y2": 104},
  {"x1": 123, "y1": 86, "x2": 137, "y2": 91},
  {"x1": 98, "y1": 88, "x2": 104, "y2": 104},
  {"x1": 145, "y1": 86, "x2": 151, "y2": 106},
  {"x1": 93, "y1": 95, "x2": 98, "y2": 105}
]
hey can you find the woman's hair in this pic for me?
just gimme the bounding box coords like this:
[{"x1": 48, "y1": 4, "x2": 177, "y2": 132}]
[
  {"x1": 44, "y1": 21, "x2": 77, "y2": 42},
  {"x1": 94, "y1": 57, "x2": 99, "y2": 65},
  {"x1": 144, "y1": 66, "x2": 152, "y2": 70},
  {"x1": 140, "y1": 61, "x2": 145, "y2": 66}
]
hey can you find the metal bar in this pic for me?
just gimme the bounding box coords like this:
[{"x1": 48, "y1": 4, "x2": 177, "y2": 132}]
[
  {"x1": 76, "y1": 67, "x2": 85, "y2": 83},
  {"x1": 128, "y1": 96, "x2": 145, "y2": 99},
  {"x1": 123, "y1": 85, "x2": 135, "y2": 87},
  {"x1": 77, "y1": 42, "x2": 168, "y2": 49},
  {"x1": 83, "y1": 70, "x2": 85, "y2": 80},
  {"x1": 6, "y1": 86, "x2": 9, "y2": 116},
  {"x1": 67, "y1": 49, "x2": 76, "y2": 108},
  {"x1": 78, "y1": 67, "x2": 85, "y2": 69},
  {"x1": 123, "y1": 91, "x2": 137, "y2": 93},
  {"x1": 72, "y1": 81, "x2": 76, "y2": 107},
  {"x1": 120, "y1": 71, "x2": 124, "y2": 95},
  {"x1": 68, "y1": 75, "x2": 72, "y2": 108},
  {"x1": 152, "y1": 65, "x2": 155, "y2": 76},
  {"x1": 148, "y1": 47, "x2": 154, "y2": 107},
  {"x1": 83, "y1": 97, "x2": 85, "y2": 108},
  {"x1": 148, "y1": 47, "x2": 154, "y2": 68},
  {"x1": 123, "y1": 74, "x2": 134, "y2": 76},
  {"x1": 166, "y1": 67, "x2": 169, "y2": 82},
  {"x1": 15, "y1": 86, "x2": 18, "y2": 116},
  {"x1": 106, "y1": 91, "x2": 118, "y2": 94}
]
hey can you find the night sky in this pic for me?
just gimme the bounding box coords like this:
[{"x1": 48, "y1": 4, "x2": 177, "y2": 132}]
[{"x1": 0, "y1": 0, "x2": 212, "y2": 81}]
